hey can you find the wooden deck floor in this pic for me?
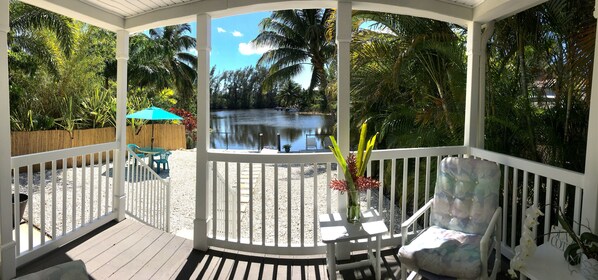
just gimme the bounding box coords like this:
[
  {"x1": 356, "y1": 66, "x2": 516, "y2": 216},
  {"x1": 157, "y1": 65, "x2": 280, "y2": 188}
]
[{"x1": 17, "y1": 219, "x2": 403, "y2": 279}]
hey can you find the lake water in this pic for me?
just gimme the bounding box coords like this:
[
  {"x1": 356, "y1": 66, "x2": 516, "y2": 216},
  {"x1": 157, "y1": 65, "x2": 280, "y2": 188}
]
[{"x1": 210, "y1": 109, "x2": 336, "y2": 151}]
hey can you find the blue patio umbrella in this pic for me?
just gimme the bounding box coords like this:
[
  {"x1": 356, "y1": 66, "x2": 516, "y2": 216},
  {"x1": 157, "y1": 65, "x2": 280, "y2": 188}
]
[{"x1": 126, "y1": 106, "x2": 183, "y2": 149}]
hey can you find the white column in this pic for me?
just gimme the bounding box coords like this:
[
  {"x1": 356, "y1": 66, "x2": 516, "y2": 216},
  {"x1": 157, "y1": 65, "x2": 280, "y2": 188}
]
[
  {"x1": 336, "y1": 0, "x2": 352, "y2": 260},
  {"x1": 0, "y1": 0, "x2": 16, "y2": 278},
  {"x1": 194, "y1": 13, "x2": 211, "y2": 251},
  {"x1": 464, "y1": 21, "x2": 482, "y2": 150},
  {"x1": 477, "y1": 22, "x2": 495, "y2": 149},
  {"x1": 114, "y1": 30, "x2": 129, "y2": 222},
  {"x1": 582, "y1": 7, "x2": 598, "y2": 232}
]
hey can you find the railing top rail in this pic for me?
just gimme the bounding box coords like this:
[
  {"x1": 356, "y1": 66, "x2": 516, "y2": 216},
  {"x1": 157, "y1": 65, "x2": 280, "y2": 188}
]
[
  {"x1": 470, "y1": 147, "x2": 584, "y2": 187},
  {"x1": 208, "y1": 150, "x2": 336, "y2": 163},
  {"x1": 208, "y1": 146, "x2": 467, "y2": 163},
  {"x1": 369, "y1": 146, "x2": 467, "y2": 160},
  {"x1": 127, "y1": 147, "x2": 170, "y2": 184},
  {"x1": 11, "y1": 142, "x2": 118, "y2": 167}
]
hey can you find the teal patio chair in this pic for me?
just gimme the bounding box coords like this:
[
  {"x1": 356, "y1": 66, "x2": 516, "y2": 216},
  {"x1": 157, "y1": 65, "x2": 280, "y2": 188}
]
[
  {"x1": 127, "y1": 144, "x2": 146, "y2": 165},
  {"x1": 153, "y1": 151, "x2": 171, "y2": 173}
]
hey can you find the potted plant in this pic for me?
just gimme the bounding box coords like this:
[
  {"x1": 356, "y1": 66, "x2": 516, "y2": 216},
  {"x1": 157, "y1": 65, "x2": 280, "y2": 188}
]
[
  {"x1": 12, "y1": 193, "x2": 28, "y2": 229},
  {"x1": 328, "y1": 121, "x2": 379, "y2": 223},
  {"x1": 509, "y1": 206, "x2": 598, "y2": 280},
  {"x1": 283, "y1": 144, "x2": 291, "y2": 153},
  {"x1": 557, "y1": 210, "x2": 598, "y2": 279}
]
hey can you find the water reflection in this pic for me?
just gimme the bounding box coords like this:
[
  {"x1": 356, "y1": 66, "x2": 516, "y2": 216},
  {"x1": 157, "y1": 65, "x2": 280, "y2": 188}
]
[{"x1": 210, "y1": 109, "x2": 336, "y2": 151}]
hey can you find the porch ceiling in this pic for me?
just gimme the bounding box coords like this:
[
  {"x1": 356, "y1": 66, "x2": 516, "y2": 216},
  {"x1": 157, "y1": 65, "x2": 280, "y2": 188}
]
[{"x1": 19, "y1": 0, "x2": 547, "y2": 32}]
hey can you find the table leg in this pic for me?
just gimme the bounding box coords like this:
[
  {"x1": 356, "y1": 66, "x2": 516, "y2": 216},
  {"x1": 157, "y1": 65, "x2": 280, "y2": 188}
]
[
  {"x1": 326, "y1": 243, "x2": 337, "y2": 280},
  {"x1": 375, "y1": 234, "x2": 381, "y2": 280}
]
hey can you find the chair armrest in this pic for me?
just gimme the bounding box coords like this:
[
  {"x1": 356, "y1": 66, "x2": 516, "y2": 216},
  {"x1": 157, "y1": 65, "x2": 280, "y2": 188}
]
[
  {"x1": 401, "y1": 199, "x2": 433, "y2": 246},
  {"x1": 480, "y1": 207, "x2": 501, "y2": 265}
]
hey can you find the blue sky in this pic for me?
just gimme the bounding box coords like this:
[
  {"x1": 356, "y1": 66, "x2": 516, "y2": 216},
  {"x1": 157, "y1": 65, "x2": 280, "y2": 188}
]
[{"x1": 187, "y1": 12, "x2": 312, "y2": 88}]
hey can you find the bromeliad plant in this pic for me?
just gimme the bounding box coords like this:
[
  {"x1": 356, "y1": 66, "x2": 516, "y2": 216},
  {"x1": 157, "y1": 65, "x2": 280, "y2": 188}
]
[{"x1": 328, "y1": 121, "x2": 380, "y2": 223}]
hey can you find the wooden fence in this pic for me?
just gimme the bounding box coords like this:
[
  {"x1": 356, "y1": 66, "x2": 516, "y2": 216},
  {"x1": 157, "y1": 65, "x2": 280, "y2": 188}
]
[{"x1": 12, "y1": 124, "x2": 186, "y2": 157}]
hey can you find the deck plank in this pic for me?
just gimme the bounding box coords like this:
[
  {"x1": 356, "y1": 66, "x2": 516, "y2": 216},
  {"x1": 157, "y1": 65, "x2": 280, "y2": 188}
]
[
  {"x1": 17, "y1": 219, "x2": 405, "y2": 280},
  {"x1": 85, "y1": 224, "x2": 153, "y2": 273},
  {"x1": 74, "y1": 221, "x2": 144, "y2": 263},
  {"x1": 130, "y1": 233, "x2": 186, "y2": 280},
  {"x1": 93, "y1": 226, "x2": 163, "y2": 278},
  {"x1": 149, "y1": 238, "x2": 194, "y2": 279},
  {"x1": 111, "y1": 232, "x2": 175, "y2": 279}
]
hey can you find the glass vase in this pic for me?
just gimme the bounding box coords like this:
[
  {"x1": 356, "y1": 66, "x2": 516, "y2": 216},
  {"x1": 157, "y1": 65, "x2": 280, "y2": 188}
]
[{"x1": 346, "y1": 190, "x2": 360, "y2": 223}]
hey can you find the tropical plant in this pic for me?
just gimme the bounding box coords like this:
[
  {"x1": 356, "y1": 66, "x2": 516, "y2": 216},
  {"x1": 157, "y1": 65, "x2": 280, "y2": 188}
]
[
  {"x1": 127, "y1": 24, "x2": 197, "y2": 112},
  {"x1": 350, "y1": 12, "x2": 466, "y2": 149},
  {"x1": 557, "y1": 208, "x2": 598, "y2": 265},
  {"x1": 328, "y1": 121, "x2": 379, "y2": 193},
  {"x1": 253, "y1": 9, "x2": 335, "y2": 111}
]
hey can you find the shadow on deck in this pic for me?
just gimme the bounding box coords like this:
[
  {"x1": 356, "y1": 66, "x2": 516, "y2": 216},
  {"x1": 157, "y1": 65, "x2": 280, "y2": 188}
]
[{"x1": 17, "y1": 219, "x2": 403, "y2": 279}]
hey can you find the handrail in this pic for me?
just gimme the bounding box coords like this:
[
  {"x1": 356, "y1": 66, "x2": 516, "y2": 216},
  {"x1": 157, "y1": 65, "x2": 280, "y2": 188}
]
[
  {"x1": 127, "y1": 147, "x2": 169, "y2": 185},
  {"x1": 471, "y1": 148, "x2": 584, "y2": 187},
  {"x1": 11, "y1": 142, "x2": 118, "y2": 167}
]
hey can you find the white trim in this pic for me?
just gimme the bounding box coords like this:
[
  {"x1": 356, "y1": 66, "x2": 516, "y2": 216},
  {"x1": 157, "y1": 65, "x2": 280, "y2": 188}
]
[
  {"x1": 581, "y1": 2, "x2": 598, "y2": 232},
  {"x1": 194, "y1": 13, "x2": 211, "y2": 252},
  {"x1": 472, "y1": 0, "x2": 547, "y2": 22},
  {"x1": 1, "y1": 0, "x2": 15, "y2": 275},
  {"x1": 125, "y1": 0, "x2": 471, "y2": 33},
  {"x1": 470, "y1": 148, "x2": 584, "y2": 187},
  {"x1": 11, "y1": 142, "x2": 118, "y2": 167},
  {"x1": 19, "y1": 0, "x2": 124, "y2": 31},
  {"x1": 114, "y1": 31, "x2": 129, "y2": 222},
  {"x1": 464, "y1": 21, "x2": 481, "y2": 147},
  {"x1": 477, "y1": 22, "x2": 494, "y2": 148}
]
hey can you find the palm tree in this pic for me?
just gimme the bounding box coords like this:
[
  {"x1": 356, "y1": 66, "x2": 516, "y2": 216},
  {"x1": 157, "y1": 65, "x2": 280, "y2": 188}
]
[
  {"x1": 253, "y1": 9, "x2": 335, "y2": 111},
  {"x1": 8, "y1": 0, "x2": 74, "y2": 75},
  {"x1": 128, "y1": 24, "x2": 197, "y2": 111},
  {"x1": 277, "y1": 81, "x2": 302, "y2": 108},
  {"x1": 350, "y1": 12, "x2": 466, "y2": 148}
]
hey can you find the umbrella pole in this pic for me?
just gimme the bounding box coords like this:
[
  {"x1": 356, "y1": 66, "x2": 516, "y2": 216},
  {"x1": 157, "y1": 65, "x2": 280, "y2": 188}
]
[{"x1": 151, "y1": 122, "x2": 155, "y2": 150}]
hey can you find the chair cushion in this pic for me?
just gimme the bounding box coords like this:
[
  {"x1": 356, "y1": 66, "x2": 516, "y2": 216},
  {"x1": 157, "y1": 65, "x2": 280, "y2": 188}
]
[
  {"x1": 430, "y1": 157, "x2": 500, "y2": 235},
  {"x1": 398, "y1": 226, "x2": 482, "y2": 279}
]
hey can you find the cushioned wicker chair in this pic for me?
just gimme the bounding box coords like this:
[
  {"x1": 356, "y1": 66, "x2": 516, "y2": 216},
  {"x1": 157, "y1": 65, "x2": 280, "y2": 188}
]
[{"x1": 398, "y1": 157, "x2": 502, "y2": 280}]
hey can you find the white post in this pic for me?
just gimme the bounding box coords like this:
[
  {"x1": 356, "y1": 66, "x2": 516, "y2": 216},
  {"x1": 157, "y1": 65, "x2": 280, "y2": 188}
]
[
  {"x1": 477, "y1": 22, "x2": 494, "y2": 149},
  {"x1": 0, "y1": 0, "x2": 16, "y2": 278},
  {"x1": 336, "y1": 0, "x2": 352, "y2": 260},
  {"x1": 581, "y1": 6, "x2": 598, "y2": 232},
  {"x1": 114, "y1": 30, "x2": 129, "y2": 222},
  {"x1": 464, "y1": 21, "x2": 482, "y2": 150},
  {"x1": 194, "y1": 13, "x2": 211, "y2": 251}
]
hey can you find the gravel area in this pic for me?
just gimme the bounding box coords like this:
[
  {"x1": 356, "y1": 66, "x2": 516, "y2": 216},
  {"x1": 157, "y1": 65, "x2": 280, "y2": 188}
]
[{"x1": 16, "y1": 148, "x2": 401, "y2": 244}]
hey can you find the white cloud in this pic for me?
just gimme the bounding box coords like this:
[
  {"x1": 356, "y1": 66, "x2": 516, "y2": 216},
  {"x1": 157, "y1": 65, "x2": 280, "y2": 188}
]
[
  {"x1": 232, "y1": 30, "x2": 243, "y2": 37},
  {"x1": 238, "y1": 42, "x2": 272, "y2": 56},
  {"x1": 217, "y1": 27, "x2": 226, "y2": 33}
]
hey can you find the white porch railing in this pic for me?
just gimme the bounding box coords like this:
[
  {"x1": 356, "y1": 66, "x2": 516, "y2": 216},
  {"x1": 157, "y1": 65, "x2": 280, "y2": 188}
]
[
  {"x1": 206, "y1": 146, "x2": 467, "y2": 254},
  {"x1": 470, "y1": 148, "x2": 585, "y2": 259},
  {"x1": 207, "y1": 146, "x2": 585, "y2": 258},
  {"x1": 125, "y1": 148, "x2": 171, "y2": 232},
  {"x1": 10, "y1": 142, "x2": 118, "y2": 265}
]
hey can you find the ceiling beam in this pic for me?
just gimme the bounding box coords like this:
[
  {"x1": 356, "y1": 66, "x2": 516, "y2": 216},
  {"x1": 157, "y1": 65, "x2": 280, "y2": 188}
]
[
  {"x1": 125, "y1": 0, "x2": 472, "y2": 33},
  {"x1": 473, "y1": 0, "x2": 547, "y2": 22},
  {"x1": 20, "y1": 0, "x2": 124, "y2": 31}
]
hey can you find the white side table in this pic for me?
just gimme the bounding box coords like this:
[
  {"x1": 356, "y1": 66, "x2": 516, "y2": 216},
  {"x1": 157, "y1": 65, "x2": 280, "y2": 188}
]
[
  {"x1": 319, "y1": 209, "x2": 387, "y2": 280},
  {"x1": 519, "y1": 243, "x2": 581, "y2": 280}
]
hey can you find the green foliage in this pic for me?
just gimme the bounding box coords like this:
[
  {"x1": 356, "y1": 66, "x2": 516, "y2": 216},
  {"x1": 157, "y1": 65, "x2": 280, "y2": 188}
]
[
  {"x1": 328, "y1": 121, "x2": 378, "y2": 192},
  {"x1": 210, "y1": 65, "x2": 275, "y2": 109}
]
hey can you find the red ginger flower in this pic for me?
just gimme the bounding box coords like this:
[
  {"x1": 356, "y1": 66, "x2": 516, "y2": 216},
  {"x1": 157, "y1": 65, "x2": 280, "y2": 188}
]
[{"x1": 330, "y1": 153, "x2": 380, "y2": 193}]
